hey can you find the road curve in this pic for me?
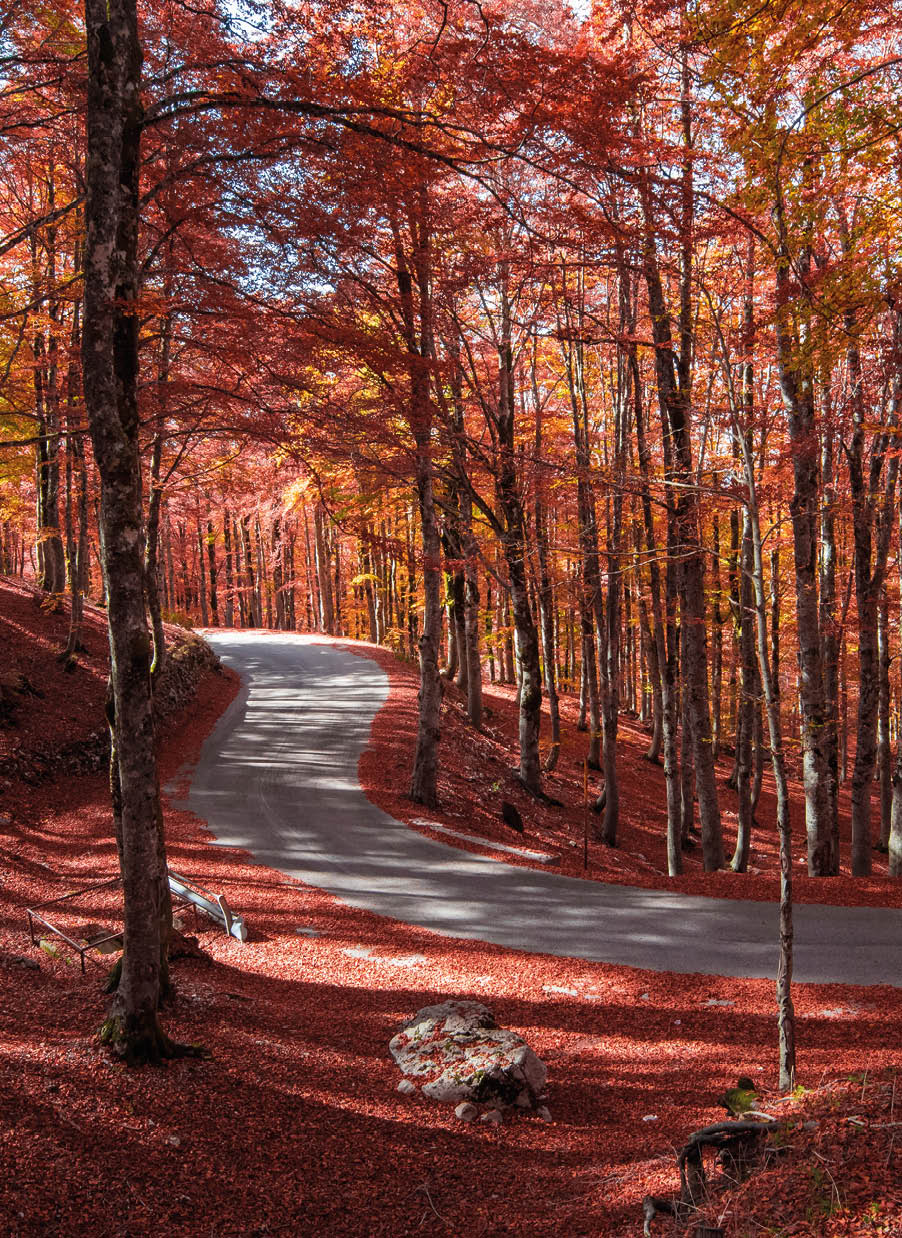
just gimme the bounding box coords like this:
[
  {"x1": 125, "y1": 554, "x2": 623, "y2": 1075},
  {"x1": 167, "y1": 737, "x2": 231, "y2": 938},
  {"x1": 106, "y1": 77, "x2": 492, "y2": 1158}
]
[{"x1": 176, "y1": 632, "x2": 901, "y2": 986}]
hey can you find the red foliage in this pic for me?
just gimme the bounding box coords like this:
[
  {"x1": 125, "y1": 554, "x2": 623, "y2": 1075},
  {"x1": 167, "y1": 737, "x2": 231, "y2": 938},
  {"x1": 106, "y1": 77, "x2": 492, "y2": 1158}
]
[
  {"x1": 1, "y1": 628, "x2": 900, "y2": 1235},
  {"x1": 355, "y1": 640, "x2": 901, "y2": 907}
]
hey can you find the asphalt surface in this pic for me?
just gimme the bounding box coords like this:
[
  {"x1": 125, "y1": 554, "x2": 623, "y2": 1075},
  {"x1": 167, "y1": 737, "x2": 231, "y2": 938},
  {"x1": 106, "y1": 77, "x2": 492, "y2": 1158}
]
[{"x1": 176, "y1": 632, "x2": 902, "y2": 986}]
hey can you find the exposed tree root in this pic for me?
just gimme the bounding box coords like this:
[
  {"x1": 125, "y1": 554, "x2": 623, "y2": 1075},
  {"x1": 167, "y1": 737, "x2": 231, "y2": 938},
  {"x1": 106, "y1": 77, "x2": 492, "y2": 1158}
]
[
  {"x1": 514, "y1": 773, "x2": 564, "y2": 806},
  {"x1": 98, "y1": 1014, "x2": 209, "y2": 1067},
  {"x1": 642, "y1": 1118, "x2": 778, "y2": 1234}
]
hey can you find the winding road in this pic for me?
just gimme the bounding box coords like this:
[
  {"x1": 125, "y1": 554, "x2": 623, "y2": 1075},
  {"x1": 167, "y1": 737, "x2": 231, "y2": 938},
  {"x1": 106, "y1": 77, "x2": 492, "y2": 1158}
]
[{"x1": 177, "y1": 632, "x2": 901, "y2": 986}]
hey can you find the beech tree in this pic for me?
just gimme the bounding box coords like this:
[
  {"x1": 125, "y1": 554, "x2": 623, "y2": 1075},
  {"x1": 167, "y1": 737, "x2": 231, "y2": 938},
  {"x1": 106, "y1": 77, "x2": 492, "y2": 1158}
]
[{"x1": 81, "y1": 0, "x2": 178, "y2": 1061}]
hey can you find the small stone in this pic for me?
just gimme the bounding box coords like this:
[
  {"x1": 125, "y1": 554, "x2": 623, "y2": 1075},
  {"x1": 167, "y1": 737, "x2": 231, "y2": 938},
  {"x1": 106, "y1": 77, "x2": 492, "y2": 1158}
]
[
  {"x1": 535, "y1": 1106, "x2": 552, "y2": 1121},
  {"x1": 294, "y1": 926, "x2": 320, "y2": 937},
  {"x1": 397, "y1": 1079, "x2": 418, "y2": 1096},
  {"x1": 0, "y1": 953, "x2": 39, "y2": 971},
  {"x1": 167, "y1": 1134, "x2": 182, "y2": 1148},
  {"x1": 455, "y1": 1102, "x2": 478, "y2": 1122},
  {"x1": 479, "y1": 1109, "x2": 503, "y2": 1126},
  {"x1": 642, "y1": 1114, "x2": 658, "y2": 1122},
  {"x1": 513, "y1": 1089, "x2": 533, "y2": 1109}
]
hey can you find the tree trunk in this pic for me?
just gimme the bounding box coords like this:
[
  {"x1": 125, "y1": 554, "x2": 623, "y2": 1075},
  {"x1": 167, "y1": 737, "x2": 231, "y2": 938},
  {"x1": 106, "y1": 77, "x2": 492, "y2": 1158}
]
[
  {"x1": 62, "y1": 304, "x2": 88, "y2": 661},
  {"x1": 207, "y1": 521, "x2": 219, "y2": 625},
  {"x1": 711, "y1": 516, "x2": 723, "y2": 758},
  {"x1": 144, "y1": 432, "x2": 166, "y2": 675},
  {"x1": 313, "y1": 504, "x2": 335, "y2": 634},
  {"x1": 83, "y1": 0, "x2": 182, "y2": 1063},
  {"x1": 877, "y1": 597, "x2": 892, "y2": 852},
  {"x1": 774, "y1": 241, "x2": 834, "y2": 874},
  {"x1": 222, "y1": 510, "x2": 235, "y2": 626},
  {"x1": 846, "y1": 305, "x2": 899, "y2": 876},
  {"x1": 731, "y1": 511, "x2": 757, "y2": 872}
]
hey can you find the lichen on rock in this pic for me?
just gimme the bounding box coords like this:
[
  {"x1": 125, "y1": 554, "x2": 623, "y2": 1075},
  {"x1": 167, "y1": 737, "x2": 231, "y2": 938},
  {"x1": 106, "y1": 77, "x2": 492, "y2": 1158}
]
[{"x1": 390, "y1": 1000, "x2": 547, "y2": 1110}]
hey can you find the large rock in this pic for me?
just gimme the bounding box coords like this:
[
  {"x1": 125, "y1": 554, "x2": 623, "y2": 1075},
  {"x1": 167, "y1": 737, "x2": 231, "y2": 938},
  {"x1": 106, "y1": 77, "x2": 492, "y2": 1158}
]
[{"x1": 389, "y1": 1000, "x2": 547, "y2": 1107}]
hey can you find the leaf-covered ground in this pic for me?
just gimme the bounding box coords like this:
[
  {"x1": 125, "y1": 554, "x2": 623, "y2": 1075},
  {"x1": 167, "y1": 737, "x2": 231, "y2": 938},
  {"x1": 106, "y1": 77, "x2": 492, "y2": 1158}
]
[
  {"x1": 1, "y1": 601, "x2": 899, "y2": 1236},
  {"x1": 356, "y1": 641, "x2": 899, "y2": 907}
]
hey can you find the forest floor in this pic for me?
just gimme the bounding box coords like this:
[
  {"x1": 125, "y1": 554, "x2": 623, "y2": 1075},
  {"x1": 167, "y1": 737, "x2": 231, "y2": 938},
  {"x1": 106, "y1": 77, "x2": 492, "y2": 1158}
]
[
  {"x1": 1, "y1": 583, "x2": 900, "y2": 1236},
  {"x1": 355, "y1": 641, "x2": 898, "y2": 907}
]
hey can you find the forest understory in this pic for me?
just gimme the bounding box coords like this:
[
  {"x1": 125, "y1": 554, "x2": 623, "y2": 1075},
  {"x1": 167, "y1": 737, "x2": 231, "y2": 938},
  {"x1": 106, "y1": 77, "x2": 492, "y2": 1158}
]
[
  {"x1": 1, "y1": 582, "x2": 900, "y2": 1237},
  {"x1": 355, "y1": 640, "x2": 900, "y2": 909}
]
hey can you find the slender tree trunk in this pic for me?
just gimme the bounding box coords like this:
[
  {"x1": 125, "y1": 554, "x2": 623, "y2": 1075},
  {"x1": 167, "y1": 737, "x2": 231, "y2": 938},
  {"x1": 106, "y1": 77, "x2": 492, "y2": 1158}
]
[
  {"x1": 731, "y1": 511, "x2": 757, "y2": 872},
  {"x1": 272, "y1": 518, "x2": 284, "y2": 630},
  {"x1": 313, "y1": 504, "x2": 335, "y2": 634},
  {"x1": 410, "y1": 444, "x2": 442, "y2": 806},
  {"x1": 207, "y1": 521, "x2": 218, "y2": 625},
  {"x1": 62, "y1": 301, "x2": 88, "y2": 661},
  {"x1": 534, "y1": 492, "x2": 560, "y2": 770},
  {"x1": 223, "y1": 510, "x2": 235, "y2": 626},
  {"x1": 819, "y1": 416, "x2": 840, "y2": 872},
  {"x1": 144, "y1": 433, "x2": 166, "y2": 674},
  {"x1": 196, "y1": 520, "x2": 209, "y2": 626},
  {"x1": 711, "y1": 516, "x2": 723, "y2": 758},
  {"x1": 878, "y1": 598, "x2": 892, "y2": 852},
  {"x1": 732, "y1": 415, "x2": 796, "y2": 1090}
]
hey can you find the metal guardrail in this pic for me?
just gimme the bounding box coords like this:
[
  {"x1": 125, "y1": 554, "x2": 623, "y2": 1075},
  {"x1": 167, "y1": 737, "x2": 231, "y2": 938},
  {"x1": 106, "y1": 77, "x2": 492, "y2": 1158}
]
[
  {"x1": 26, "y1": 870, "x2": 247, "y2": 968},
  {"x1": 167, "y1": 871, "x2": 247, "y2": 941},
  {"x1": 26, "y1": 877, "x2": 123, "y2": 974}
]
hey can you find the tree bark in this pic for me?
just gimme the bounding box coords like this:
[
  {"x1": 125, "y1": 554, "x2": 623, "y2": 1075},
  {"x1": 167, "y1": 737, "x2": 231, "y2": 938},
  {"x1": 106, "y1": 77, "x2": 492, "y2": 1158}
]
[
  {"x1": 773, "y1": 220, "x2": 834, "y2": 874},
  {"x1": 83, "y1": 0, "x2": 181, "y2": 1062},
  {"x1": 846, "y1": 302, "x2": 899, "y2": 875}
]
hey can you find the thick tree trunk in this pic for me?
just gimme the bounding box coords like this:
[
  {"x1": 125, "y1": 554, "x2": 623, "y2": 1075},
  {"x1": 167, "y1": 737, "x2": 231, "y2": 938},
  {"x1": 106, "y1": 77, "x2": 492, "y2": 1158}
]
[
  {"x1": 83, "y1": 0, "x2": 182, "y2": 1063},
  {"x1": 846, "y1": 309, "x2": 899, "y2": 876},
  {"x1": 774, "y1": 251, "x2": 834, "y2": 874},
  {"x1": 496, "y1": 276, "x2": 542, "y2": 792}
]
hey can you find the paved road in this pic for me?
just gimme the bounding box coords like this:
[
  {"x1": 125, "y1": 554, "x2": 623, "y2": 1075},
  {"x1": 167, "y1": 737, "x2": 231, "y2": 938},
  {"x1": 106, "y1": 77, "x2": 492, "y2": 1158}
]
[{"x1": 177, "y1": 632, "x2": 901, "y2": 986}]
